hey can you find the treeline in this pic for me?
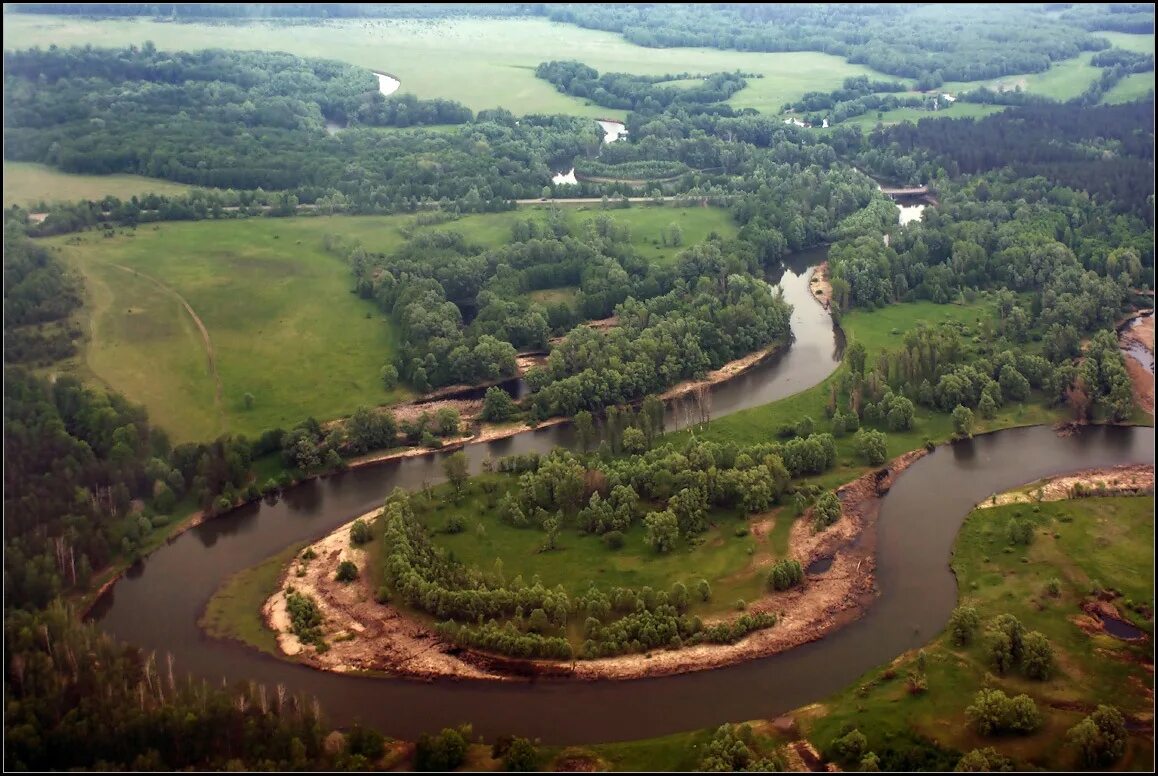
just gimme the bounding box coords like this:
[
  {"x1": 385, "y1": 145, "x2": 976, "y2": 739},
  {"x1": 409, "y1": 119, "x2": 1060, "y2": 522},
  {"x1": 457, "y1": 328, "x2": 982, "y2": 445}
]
[
  {"x1": 862, "y1": 100, "x2": 1155, "y2": 217},
  {"x1": 1059, "y1": 3, "x2": 1156, "y2": 33},
  {"x1": 828, "y1": 173, "x2": 1150, "y2": 317},
  {"x1": 572, "y1": 159, "x2": 691, "y2": 180},
  {"x1": 535, "y1": 60, "x2": 750, "y2": 114},
  {"x1": 4, "y1": 45, "x2": 594, "y2": 201},
  {"x1": 542, "y1": 4, "x2": 1109, "y2": 88},
  {"x1": 525, "y1": 252, "x2": 792, "y2": 418},
  {"x1": 326, "y1": 207, "x2": 799, "y2": 412},
  {"x1": 786, "y1": 75, "x2": 929, "y2": 126},
  {"x1": 3, "y1": 228, "x2": 83, "y2": 365},
  {"x1": 8, "y1": 3, "x2": 533, "y2": 19},
  {"x1": 3, "y1": 369, "x2": 258, "y2": 611},
  {"x1": 4, "y1": 604, "x2": 385, "y2": 771}
]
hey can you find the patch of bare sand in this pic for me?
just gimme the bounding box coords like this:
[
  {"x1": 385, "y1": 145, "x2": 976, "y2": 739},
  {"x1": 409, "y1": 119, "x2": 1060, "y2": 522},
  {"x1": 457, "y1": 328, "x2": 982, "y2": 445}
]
[
  {"x1": 1125, "y1": 356, "x2": 1154, "y2": 415},
  {"x1": 809, "y1": 262, "x2": 832, "y2": 310},
  {"x1": 1124, "y1": 314, "x2": 1155, "y2": 353},
  {"x1": 261, "y1": 510, "x2": 508, "y2": 680},
  {"x1": 977, "y1": 463, "x2": 1154, "y2": 509},
  {"x1": 660, "y1": 344, "x2": 781, "y2": 402}
]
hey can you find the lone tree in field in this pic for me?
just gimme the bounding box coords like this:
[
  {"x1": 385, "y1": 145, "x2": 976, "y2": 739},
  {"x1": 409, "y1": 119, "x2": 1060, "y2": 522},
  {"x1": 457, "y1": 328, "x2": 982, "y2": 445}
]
[{"x1": 243, "y1": 392, "x2": 255, "y2": 410}]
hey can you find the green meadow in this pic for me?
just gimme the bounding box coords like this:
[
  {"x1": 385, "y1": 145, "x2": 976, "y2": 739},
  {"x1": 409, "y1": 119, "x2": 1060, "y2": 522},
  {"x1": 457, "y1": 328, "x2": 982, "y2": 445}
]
[
  {"x1": 802, "y1": 495, "x2": 1154, "y2": 771},
  {"x1": 3, "y1": 161, "x2": 200, "y2": 209},
  {"x1": 1102, "y1": 72, "x2": 1156, "y2": 105}
]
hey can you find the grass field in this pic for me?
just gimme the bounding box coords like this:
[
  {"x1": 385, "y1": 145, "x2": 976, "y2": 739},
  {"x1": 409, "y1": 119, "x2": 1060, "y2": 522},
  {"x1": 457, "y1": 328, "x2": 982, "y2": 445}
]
[
  {"x1": 3, "y1": 161, "x2": 200, "y2": 209},
  {"x1": 403, "y1": 205, "x2": 739, "y2": 264},
  {"x1": 1102, "y1": 72, "x2": 1156, "y2": 105},
  {"x1": 48, "y1": 217, "x2": 406, "y2": 442},
  {"x1": 1096, "y1": 31, "x2": 1156, "y2": 53},
  {"x1": 371, "y1": 474, "x2": 776, "y2": 624},
  {"x1": 832, "y1": 103, "x2": 1006, "y2": 131},
  {"x1": 2, "y1": 14, "x2": 909, "y2": 117},
  {"x1": 800, "y1": 495, "x2": 1155, "y2": 771},
  {"x1": 939, "y1": 52, "x2": 1104, "y2": 102},
  {"x1": 43, "y1": 207, "x2": 736, "y2": 442}
]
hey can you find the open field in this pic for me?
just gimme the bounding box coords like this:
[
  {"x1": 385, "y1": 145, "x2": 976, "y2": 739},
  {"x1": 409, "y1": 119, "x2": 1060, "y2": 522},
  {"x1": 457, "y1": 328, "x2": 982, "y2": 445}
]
[
  {"x1": 3, "y1": 15, "x2": 909, "y2": 117},
  {"x1": 800, "y1": 495, "x2": 1154, "y2": 771},
  {"x1": 940, "y1": 52, "x2": 1104, "y2": 102},
  {"x1": 47, "y1": 217, "x2": 405, "y2": 442},
  {"x1": 402, "y1": 205, "x2": 738, "y2": 264},
  {"x1": 1102, "y1": 72, "x2": 1156, "y2": 105},
  {"x1": 832, "y1": 103, "x2": 1006, "y2": 131},
  {"x1": 41, "y1": 207, "x2": 736, "y2": 442},
  {"x1": 1096, "y1": 31, "x2": 1156, "y2": 53},
  {"x1": 3, "y1": 161, "x2": 200, "y2": 209}
]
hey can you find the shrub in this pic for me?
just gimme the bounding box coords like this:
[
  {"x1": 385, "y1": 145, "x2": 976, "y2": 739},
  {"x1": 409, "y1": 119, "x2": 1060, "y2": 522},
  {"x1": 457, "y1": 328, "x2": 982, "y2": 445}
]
[
  {"x1": 966, "y1": 689, "x2": 1041, "y2": 736},
  {"x1": 501, "y1": 737, "x2": 540, "y2": 772},
  {"x1": 954, "y1": 747, "x2": 1014, "y2": 772},
  {"x1": 602, "y1": 530, "x2": 625, "y2": 550},
  {"x1": 697, "y1": 579, "x2": 712, "y2": 602},
  {"x1": 1067, "y1": 705, "x2": 1127, "y2": 768},
  {"x1": 832, "y1": 729, "x2": 869, "y2": 766},
  {"x1": 1007, "y1": 518, "x2": 1033, "y2": 546},
  {"x1": 768, "y1": 559, "x2": 804, "y2": 591},
  {"x1": 375, "y1": 586, "x2": 391, "y2": 604},
  {"x1": 1045, "y1": 577, "x2": 1061, "y2": 597},
  {"x1": 854, "y1": 429, "x2": 888, "y2": 465},
  {"x1": 1020, "y1": 630, "x2": 1054, "y2": 680},
  {"x1": 349, "y1": 518, "x2": 373, "y2": 545},
  {"x1": 948, "y1": 605, "x2": 980, "y2": 646},
  {"x1": 812, "y1": 490, "x2": 842, "y2": 531},
  {"x1": 444, "y1": 515, "x2": 466, "y2": 534},
  {"x1": 906, "y1": 671, "x2": 928, "y2": 695},
  {"x1": 335, "y1": 560, "x2": 358, "y2": 582},
  {"x1": 985, "y1": 614, "x2": 1024, "y2": 673},
  {"x1": 415, "y1": 726, "x2": 470, "y2": 772}
]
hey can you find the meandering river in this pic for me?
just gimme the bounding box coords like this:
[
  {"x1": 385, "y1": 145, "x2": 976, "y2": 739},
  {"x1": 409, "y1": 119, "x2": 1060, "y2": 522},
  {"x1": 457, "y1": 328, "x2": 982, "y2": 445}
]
[{"x1": 90, "y1": 247, "x2": 1153, "y2": 744}]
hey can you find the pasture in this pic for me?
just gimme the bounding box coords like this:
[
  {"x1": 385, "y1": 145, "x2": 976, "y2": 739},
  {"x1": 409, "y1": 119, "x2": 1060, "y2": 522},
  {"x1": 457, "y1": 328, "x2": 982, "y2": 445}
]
[
  {"x1": 803, "y1": 495, "x2": 1154, "y2": 771},
  {"x1": 3, "y1": 161, "x2": 199, "y2": 209}
]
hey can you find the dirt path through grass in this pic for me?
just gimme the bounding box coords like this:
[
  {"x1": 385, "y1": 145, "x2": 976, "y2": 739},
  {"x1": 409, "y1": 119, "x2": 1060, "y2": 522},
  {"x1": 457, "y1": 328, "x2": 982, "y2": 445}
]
[{"x1": 107, "y1": 262, "x2": 224, "y2": 428}]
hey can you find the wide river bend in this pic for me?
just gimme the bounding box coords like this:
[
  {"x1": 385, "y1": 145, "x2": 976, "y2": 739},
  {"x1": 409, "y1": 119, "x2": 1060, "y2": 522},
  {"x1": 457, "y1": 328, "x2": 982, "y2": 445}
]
[{"x1": 92, "y1": 248, "x2": 1153, "y2": 743}]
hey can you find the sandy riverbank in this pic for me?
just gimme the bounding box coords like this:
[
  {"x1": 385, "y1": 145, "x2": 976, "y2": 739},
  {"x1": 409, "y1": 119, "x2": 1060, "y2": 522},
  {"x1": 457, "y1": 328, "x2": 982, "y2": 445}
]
[
  {"x1": 976, "y1": 463, "x2": 1154, "y2": 509},
  {"x1": 259, "y1": 445, "x2": 928, "y2": 682},
  {"x1": 809, "y1": 262, "x2": 832, "y2": 310},
  {"x1": 1121, "y1": 314, "x2": 1154, "y2": 415}
]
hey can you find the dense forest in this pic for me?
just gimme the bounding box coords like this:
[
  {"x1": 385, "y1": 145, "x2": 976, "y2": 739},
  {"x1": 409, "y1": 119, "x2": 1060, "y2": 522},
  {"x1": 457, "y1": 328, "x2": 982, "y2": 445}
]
[
  {"x1": 785, "y1": 75, "x2": 930, "y2": 127},
  {"x1": 3, "y1": 228, "x2": 84, "y2": 364},
  {"x1": 860, "y1": 100, "x2": 1156, "y2": 218},
  {"x1": 3, "y1": 46, "x2": 595, "y2": 197},
  {"x1": 324, "y1": 209, "x2": 796, "y2": 406},
  {"x1": 3, "y1": 366, "x2": 256, "y2": 611},
  {"x1": 535, "y1": 60, "x2": 752, "y2": 115}
]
